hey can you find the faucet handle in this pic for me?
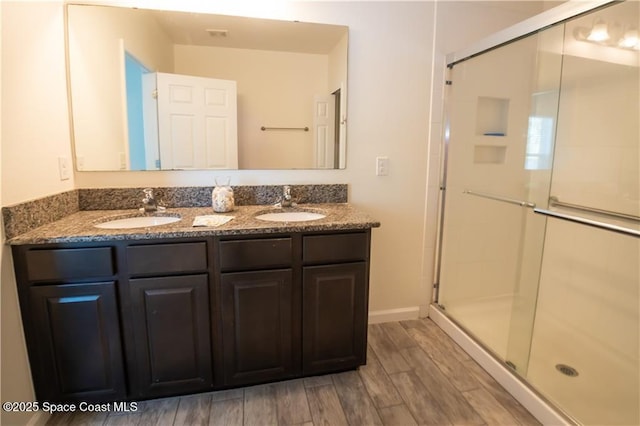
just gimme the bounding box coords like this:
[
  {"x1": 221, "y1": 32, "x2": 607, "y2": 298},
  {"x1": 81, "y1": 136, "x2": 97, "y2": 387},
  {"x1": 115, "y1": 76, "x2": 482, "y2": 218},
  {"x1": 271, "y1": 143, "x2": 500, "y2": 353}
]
[
  {"x1": 142, "y1": 188, "x2": 156, "y2": 205},
  {"x1": 141, "y1": 188, "x2": 160, "y2": 213},
  {"x1": 281, "y1": 185, "x2": 296, "y2": 207}
]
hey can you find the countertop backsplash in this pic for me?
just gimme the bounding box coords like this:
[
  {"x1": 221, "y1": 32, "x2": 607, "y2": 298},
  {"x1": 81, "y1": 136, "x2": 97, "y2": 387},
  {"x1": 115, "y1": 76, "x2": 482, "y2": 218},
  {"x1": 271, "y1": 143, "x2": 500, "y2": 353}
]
[
  {"x1": 2, "y1": 190, "x2": 80, "y2": 240},
  {"x1": 78, "y1": 184, "x2": 348, "y2": 210},
  {"x1": 2, "y1": 184, "x2": 348, "y2": 240}
]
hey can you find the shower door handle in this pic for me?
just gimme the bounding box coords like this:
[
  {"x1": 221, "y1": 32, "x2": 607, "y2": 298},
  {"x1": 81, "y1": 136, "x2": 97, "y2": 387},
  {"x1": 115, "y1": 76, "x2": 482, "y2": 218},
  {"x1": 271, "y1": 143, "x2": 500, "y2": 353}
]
[
  {"x1": 549, "y1": 196, "x2": 640, "y2": 223},
  {"x1": 533, "y1": 208, "x2": 640, "y2": 238},
  {"x1": 463, "y1": 190, "x2": 536, "y2": 208}
]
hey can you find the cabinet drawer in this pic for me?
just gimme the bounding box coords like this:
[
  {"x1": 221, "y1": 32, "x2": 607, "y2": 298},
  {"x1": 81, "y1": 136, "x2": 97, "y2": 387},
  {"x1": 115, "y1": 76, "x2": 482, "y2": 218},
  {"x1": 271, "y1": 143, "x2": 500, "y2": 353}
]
[
  {"x1": 25, "y1": 247, "x2": 114, "y2": 282},
  {"x1": 219, "y1": 238, "x2": 292, "y2": 272},
  {"x1": 303, "y1": 233, "x2": 369, "y2": 264},
  {"x1": 127, "y1": 242, "x2": 207, "y2": 276}
]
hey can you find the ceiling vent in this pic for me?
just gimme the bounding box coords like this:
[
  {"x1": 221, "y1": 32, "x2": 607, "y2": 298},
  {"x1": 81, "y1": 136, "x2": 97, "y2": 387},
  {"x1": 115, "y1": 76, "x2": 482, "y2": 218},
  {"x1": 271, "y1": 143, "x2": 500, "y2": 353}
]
[{"x1": 206, "y1": 29, "x2": 228, "y2": 37}]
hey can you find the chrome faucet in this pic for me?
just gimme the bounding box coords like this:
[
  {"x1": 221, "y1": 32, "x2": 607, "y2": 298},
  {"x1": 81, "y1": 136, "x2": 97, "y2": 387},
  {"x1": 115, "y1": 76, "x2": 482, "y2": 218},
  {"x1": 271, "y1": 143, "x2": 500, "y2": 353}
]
[
  {"x1": 281, "y1": 185, "x2": 294, "y2": 207},
  {"x1": 141, "y1": 188, "x2": 158, "y2": 213}
]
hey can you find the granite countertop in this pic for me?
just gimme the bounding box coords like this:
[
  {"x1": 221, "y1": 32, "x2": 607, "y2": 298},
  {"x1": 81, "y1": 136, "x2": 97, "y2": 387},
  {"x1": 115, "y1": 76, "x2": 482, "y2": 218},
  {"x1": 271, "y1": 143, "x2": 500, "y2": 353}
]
[{"x1": 7, "y1": 204, "x2": 380, "y2": 245}]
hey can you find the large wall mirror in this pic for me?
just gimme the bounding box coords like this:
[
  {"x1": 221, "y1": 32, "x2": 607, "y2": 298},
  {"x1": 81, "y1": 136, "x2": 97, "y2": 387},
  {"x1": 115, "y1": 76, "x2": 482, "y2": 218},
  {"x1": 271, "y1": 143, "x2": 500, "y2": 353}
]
[{"x1": 66, "y1": 4, "x2": 348, "y2": 171}]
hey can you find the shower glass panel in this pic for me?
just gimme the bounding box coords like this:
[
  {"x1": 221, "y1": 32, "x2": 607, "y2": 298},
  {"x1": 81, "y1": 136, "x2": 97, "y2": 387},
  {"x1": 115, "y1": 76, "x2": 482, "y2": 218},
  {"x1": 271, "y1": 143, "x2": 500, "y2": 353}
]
[
  {"x1": 438, "y1": 1, "x2": 639, "y2": 424},
  {"x1": 527, "y1": 2, "x2": 639, "y2": 424},
  {"x1": 438, "y1": 24, "x2": 564, "y2": 371}
]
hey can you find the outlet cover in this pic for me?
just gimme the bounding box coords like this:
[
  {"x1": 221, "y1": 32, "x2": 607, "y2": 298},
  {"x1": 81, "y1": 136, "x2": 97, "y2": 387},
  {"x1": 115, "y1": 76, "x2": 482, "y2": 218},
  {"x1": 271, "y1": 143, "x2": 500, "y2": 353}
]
[{"x1": 58, "y1": 156, "x2": 71, "y2": 181}]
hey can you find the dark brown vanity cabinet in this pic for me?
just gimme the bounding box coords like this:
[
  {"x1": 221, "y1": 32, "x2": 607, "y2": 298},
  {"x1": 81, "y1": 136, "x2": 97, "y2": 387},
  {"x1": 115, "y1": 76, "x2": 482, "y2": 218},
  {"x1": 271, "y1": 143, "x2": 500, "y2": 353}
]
[
  {"x1": 217, "y1": 237, "x2": 299, "y2": 386},
  {"x1": 124, "y1": 242, "x2": 214, "y2": 398},
  {"x1": 302, "y1": 233, "x2": 370, "y2": 374},
  {"x1": 14, "y1": 246, "x2": 126, "y2": 403},
  {"x1": 220, "y1": 270, "x2": 296, "y2": 385},
  {"x1": 28, "y1": 283, "x2": 126, "y2": 403},
  {"x1": 127, "y1": 275, "x2": 212, "y2": 398},
  {"x1": 12, "y1": 229, "x2": 372, "y2": 404}
]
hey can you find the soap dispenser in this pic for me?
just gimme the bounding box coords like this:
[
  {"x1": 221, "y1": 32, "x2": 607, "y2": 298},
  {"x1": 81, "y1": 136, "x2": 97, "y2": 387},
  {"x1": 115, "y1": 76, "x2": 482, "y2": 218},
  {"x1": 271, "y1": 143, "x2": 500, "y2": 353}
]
[{"x1": 212, "y1": 177, "x2": 235, "y2": 213}]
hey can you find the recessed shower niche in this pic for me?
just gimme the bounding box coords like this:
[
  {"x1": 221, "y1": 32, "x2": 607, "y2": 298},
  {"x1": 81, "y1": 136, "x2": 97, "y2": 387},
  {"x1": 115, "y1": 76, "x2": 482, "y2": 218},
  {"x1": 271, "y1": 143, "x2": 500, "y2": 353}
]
[
  {"x1": 476, "y1": 96, "x2": 509, "y2": 137},
  {"x1": 473, "y1": 145, "x2": 506, "y2": 164},
  {"x1": 473, "y1": 97, "x2": 509, "y2": 164}
]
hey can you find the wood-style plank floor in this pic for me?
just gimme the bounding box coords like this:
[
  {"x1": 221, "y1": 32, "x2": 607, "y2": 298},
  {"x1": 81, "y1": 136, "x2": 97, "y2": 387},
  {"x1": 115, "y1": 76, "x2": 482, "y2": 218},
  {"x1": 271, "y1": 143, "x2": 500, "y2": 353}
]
[{"x1": 47, "y1": 318, "x2": 540, "y2": 426}]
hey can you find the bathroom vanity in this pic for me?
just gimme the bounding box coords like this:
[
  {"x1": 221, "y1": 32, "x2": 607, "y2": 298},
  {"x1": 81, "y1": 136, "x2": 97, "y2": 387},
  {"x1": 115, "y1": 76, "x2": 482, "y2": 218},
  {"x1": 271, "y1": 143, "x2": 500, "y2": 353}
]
[{"x1": 7, "y1": 200, "x2": 378, "y2": 404}]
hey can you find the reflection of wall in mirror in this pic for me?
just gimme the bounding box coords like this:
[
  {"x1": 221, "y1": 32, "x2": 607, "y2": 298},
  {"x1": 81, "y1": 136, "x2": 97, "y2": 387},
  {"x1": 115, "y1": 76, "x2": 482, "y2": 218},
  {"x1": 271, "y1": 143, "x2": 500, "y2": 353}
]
[
  {"x1": 175, "y1": 45, "x2": 338, "y2": 169},
  {"x1": 68, "y1": 6, "x2": 174, "y2": 171}
]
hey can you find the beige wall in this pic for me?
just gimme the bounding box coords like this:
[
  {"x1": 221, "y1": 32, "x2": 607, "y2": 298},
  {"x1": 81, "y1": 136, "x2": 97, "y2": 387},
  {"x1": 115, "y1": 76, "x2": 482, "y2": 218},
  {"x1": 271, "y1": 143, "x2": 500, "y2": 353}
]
[
  {"x1": 0, "y1": 2, "x2": 551, "y2": 421},
  {"x1": 1, "y1": 3, "x2": 73, "y2": 424},
  {"x1": 174, "y1": 45, "x2": 328, "y2": 169},
  {"x1": 2, "y1": 2, "x2": 75, "y2": 204}
]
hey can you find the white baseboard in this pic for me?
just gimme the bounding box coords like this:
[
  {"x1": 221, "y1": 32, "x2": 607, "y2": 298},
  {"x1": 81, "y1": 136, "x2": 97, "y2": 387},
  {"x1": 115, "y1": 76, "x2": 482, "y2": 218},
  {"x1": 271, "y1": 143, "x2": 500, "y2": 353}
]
[
  {"x1": 368, "y1": 307, "x2": 420, "y2": 324},
  {"x1": 428, "y1": 305, "x2": 571, "y2": 425},
  {"x1": 418, "y1": 304, "x2": 430, "y2": 318}
]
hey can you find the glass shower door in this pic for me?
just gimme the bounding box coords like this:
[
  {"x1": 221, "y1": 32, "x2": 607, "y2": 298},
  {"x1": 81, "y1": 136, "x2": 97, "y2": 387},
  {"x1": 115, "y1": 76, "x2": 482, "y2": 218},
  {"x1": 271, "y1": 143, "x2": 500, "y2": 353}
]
[
  {"x1": 437, "y1": 23, "x2": 564, "y2": 372},
  {"x1": 525, "y1": 2, "x2": 639, "y2": 424}
]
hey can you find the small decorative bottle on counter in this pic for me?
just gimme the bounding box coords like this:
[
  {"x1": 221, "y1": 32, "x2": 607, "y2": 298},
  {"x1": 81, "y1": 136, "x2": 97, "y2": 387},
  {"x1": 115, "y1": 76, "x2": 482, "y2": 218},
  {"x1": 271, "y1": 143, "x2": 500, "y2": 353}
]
[{"x1": 212, "y1": 177, "x2": 235, "y2": 213}]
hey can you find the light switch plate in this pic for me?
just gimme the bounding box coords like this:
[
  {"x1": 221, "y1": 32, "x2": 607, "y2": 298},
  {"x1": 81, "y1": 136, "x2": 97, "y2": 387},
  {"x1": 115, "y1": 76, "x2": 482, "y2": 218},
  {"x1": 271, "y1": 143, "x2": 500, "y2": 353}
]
[
  {"x1": 58, "y1": 156, "x2": 71, "y2": 181},
  {"x1": 376, "y1": 156, "x2": 389, "y2": 176}
]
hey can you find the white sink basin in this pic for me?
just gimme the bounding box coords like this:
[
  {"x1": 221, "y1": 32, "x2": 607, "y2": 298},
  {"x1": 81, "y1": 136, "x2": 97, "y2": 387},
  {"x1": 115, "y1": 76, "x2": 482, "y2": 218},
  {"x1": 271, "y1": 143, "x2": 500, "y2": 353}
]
[
  {"x1": 255, "y1": 211, "x2": 326, "y2": 222},
  {"x1": 94, "y1": 215, "x2": 182, "y2": 229}
]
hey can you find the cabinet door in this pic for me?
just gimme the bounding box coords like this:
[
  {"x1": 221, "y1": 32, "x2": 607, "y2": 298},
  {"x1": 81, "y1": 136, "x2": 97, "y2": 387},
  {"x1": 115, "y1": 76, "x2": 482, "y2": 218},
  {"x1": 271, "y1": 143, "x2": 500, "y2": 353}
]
[
  {"x1": 28, "y1": 282, "x2": 125, "y2": 402},
  {"x1": 303, "y1": 263, "x2": 367, "y2": 374},
  {"x1": 129, "y1": 275, "x2": 213, "y2": 398},
  {"x1": 221, "y1": 269, "x2": 296, "y2": 386}
]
